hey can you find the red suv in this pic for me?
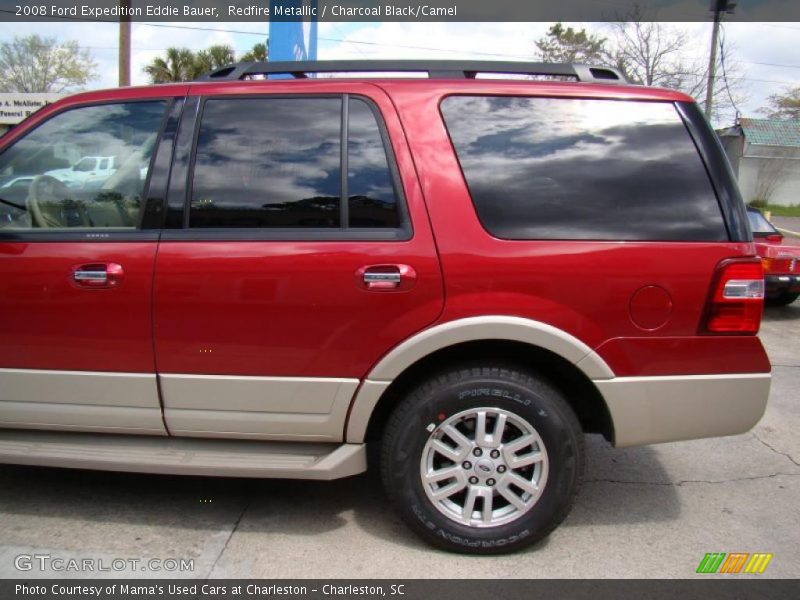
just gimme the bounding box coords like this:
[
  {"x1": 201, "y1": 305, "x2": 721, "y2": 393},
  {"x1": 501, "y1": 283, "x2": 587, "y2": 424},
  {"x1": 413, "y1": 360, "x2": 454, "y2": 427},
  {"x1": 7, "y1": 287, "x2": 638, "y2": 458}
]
[
  {"x1": 0, "y1": 61, "x2": 771, "y2": 554},
  {"x1": 747, "y1": 207, "x2": 800, "y2": 306}
]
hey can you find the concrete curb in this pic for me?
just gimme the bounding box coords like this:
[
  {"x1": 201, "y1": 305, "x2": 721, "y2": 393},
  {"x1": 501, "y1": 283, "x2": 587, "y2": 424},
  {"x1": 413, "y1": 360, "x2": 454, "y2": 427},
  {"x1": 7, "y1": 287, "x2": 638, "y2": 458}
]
[{"x1": 776, "y1": 227, "x2": 800, "y2": 238}]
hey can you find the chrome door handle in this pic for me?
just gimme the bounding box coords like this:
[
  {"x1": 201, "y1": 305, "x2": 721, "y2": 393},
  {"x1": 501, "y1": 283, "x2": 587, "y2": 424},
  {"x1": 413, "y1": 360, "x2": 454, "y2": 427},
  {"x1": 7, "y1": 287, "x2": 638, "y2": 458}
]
[
  {"x1": 74, "y1": 270, "x2": 108, "y2": 283},
  {"x1": 356, "y1": 264, "x2": 417, "y2": 291},
  {"x1": 71, "y1": 263, "x2": 124, "y2": 289},
  {"x1": 363, "y1": 271, "x2": 402, "y2": 286}
]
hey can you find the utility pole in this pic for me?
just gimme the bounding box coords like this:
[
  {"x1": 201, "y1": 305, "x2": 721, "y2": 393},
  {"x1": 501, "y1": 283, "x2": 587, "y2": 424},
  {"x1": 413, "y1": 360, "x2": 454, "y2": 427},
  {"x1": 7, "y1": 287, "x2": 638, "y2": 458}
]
[
  {"x1": 705, "y1": 0, "x2": 736, "y2": 119},
  {"x1": 118, "y1": 0, "x2": 131, "y2": 87}
]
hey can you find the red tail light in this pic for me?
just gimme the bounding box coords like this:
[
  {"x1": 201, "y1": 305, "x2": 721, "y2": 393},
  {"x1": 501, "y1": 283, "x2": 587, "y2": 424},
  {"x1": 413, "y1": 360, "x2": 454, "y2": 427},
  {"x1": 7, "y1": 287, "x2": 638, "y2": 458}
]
[{"x1": 701, "y1": 259, "x2": 764, "y2": 334}]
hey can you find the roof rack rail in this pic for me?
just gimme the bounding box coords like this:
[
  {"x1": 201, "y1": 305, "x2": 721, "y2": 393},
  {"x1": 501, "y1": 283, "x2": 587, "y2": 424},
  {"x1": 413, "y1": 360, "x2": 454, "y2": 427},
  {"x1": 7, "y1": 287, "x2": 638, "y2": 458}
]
[{"x1": 195, "y1": 60, "x2": 628, "y2": 85}]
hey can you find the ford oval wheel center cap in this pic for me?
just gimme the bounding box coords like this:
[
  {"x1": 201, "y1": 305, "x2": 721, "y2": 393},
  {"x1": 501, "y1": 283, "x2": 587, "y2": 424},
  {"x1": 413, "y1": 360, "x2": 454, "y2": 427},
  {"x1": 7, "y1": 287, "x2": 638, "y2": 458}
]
[{"x1": 475, "y1": 458, "x2": 496, "y2": 477}]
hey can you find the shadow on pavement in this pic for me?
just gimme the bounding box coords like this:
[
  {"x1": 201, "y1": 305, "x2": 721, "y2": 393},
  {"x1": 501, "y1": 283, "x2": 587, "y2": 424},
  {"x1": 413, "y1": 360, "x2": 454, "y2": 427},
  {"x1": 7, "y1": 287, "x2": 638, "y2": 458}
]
[
  {"x1": 0, "y1": 432, "x2": 680, "y2": 553},
  {"x1": 565, "y1": 436, "x2": 681, "y2": 528}
]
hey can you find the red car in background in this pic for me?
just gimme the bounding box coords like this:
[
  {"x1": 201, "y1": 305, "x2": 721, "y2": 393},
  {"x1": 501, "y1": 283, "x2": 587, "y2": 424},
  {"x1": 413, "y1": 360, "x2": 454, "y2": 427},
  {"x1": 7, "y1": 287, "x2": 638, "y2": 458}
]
[{"x1": 748, "y1": 207, "x2": 800, "y2": 306}]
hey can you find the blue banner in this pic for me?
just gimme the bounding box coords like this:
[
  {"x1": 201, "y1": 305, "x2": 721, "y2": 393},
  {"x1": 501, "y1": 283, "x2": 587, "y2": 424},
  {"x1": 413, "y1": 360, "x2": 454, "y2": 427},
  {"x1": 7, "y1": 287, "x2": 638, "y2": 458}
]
[{"x1": 269, "y1": 0, "x2": 318, "y2": 64}]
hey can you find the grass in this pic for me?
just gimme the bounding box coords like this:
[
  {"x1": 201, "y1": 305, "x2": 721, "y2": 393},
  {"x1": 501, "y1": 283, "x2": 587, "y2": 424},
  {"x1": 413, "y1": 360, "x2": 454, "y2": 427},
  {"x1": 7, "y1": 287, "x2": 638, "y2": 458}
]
[{"x1": 749, "y1": 203, "x2": 800, "y2": 217}]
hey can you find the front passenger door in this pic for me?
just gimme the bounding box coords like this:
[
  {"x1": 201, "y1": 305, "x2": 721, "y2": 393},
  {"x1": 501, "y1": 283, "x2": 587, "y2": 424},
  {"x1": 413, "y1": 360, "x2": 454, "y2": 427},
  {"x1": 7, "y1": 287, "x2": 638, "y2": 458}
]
[{"x1": 0, "y1": 98, "x2": 177, "y2": 435}]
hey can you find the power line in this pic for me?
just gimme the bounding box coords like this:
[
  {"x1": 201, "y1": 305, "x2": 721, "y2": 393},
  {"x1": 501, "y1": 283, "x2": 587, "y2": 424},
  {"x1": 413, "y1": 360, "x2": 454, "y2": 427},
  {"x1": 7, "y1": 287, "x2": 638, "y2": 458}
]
[
  {"x1": 4, "y1": 16, "x2": 531, "y2": 60},
  {"x1": 4, "y1": 14, "x2": 800, "y2": 87},
  {"x1": 755, "y1": 23, "x2": 800, "y2": 31},
  {"x1": 5, "y1": 14, "x2": 799, "y2": 69},
  {"x1": 718, "y1": 24, "x2": 741, "y2": 119},
  {"x1": 136, "y1": 24, "x2": 535, "y2": 60},
  {"x1": 673, "y1": 71, "x2": 798, "y2": 86},
  {"x1": 745, "y1": 60, "x2": 800, "y2": 70},
  {"x1": 734, "y1": 77, "x2": 800, "y2": 85},
  {"x1": 58, "y1": 21, "x2": 531, "y2": 60},
  {"x1": 136, "y1": 22, "x2": 265, "y2": 36},
  {"x1": 328, "y1": 24, "x2": 370, "y2": 59},
  {"x1": 316, "y1": 35, "x2": 533, "y2": 60},
  {"x1": 74, "y1": 46, "x2": 800, "y2": 74},
  {"x1": 80, "y1": 46, "x2": 170, "y2": 51}
]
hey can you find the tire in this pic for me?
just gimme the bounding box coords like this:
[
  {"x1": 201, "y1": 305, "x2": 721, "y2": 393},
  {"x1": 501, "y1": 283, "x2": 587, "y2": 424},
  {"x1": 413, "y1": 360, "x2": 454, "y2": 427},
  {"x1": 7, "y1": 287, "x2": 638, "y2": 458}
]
[
  {"x1": 766, "y1": 291, "x2": 799, "y2": 307},
  {"x1": 381, "y1": 364, "x2": 584, "y2": 555}
]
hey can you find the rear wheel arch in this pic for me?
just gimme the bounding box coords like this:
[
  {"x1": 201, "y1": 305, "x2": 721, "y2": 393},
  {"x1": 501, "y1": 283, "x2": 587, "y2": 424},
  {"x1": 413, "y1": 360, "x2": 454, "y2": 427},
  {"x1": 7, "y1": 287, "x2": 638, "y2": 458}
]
[{"x1": 345, "y1": 318, "x2": 615, "y2": 445}]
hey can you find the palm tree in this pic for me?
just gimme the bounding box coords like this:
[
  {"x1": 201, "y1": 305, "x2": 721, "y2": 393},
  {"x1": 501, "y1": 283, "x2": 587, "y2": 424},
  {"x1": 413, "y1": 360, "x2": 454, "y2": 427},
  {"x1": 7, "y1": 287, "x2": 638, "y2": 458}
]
[
  {"x1": 240, "y1": 42, "x2": 268, "y2": 63},
  {"x1": 143, "y1": 42, "x2": 268, "y2": 83},
  {"x1": 143, "y1": 48, "x2": 195, "y2": 84},
  {"x1": 194, "y1": 44, "x2": 236, "y2": 78}
]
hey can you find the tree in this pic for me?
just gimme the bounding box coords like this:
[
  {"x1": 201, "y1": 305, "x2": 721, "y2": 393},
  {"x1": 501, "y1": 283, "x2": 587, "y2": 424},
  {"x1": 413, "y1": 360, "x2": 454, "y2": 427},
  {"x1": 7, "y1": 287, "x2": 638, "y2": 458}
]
[
  {"x1": 144, "y1": 42, "x2": 268, "y2": 83},
  {"x1": 240, "y1": 42, "x2": 268, "y2": 63},
  {"x1": 143, "y1": 48, "x2": 196, "y2": 83},
  {"x1": 534, "y1": 14, "x2": 746, "y2": 122},
  {"x1": 0, "y1": 34, "x2": 97, "y2": 93},
  {"x1": 760, "y1": 86, "x2": 800, "y2": 120},
  {"x1": 609, "y1": 18, "x2": 745, "y2": 120},
  {"x1": 535, "y1": 23, "x2": 607, "y2": 64},
  {"x1": 194, "y1": 44, "x2": 236, "y2": 77},
  {"x1": 607, "y1": 20, "x2": 689, "y2": 88}
]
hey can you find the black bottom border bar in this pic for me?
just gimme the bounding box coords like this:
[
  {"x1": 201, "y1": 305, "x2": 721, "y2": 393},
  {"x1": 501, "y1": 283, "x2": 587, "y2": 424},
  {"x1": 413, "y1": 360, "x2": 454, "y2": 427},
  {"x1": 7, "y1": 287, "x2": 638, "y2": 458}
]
[{"x1": 3, "y1": 579, "x2": 799, "y2": 600}]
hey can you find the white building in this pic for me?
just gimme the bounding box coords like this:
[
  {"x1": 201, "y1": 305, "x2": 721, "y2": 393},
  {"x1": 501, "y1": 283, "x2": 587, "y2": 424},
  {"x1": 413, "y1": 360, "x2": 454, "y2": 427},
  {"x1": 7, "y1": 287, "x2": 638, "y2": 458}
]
[
  {"x1": 0, "y1": 93, "x2": 63, "y2": 137},
  {"x1": 718, "y1": 118, "x2": 800, "y2": 207}
]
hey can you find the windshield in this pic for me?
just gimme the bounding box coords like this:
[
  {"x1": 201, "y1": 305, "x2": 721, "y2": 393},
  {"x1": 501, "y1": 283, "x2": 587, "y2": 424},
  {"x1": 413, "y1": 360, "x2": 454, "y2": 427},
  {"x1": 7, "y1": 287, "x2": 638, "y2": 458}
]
[
  {"x1": 73, "y1": 158, "x2": 96, "y2": 172},
  {"x1": 747, "y1": 210, "x2": 778, "y2": 235}
]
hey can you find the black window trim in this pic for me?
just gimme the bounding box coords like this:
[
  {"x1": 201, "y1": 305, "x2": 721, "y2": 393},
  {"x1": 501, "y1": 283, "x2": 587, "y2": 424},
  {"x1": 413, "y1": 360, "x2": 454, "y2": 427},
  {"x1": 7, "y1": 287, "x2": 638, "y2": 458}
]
[
  {"x1": 161, "y1": 92, "x2": 412, "y2": 243},
  {"x1": 139, "y1": 98, "x2": 184, "y2": 230},
  {"x1": 0, "y1": 97, "x2": 176, "y2": 243},
  {"x1": 675, "y1": 101, "x2": 750, "y2": 242},
  {"x1": 341, "y1": 94, "x2": 349, "y2": 231},
  {"x1": 164, "y1": 95, "x2": 201, "y2": 230},
  {"x1": 438, "y1": 93, "x2": 735, "y2": 243}
]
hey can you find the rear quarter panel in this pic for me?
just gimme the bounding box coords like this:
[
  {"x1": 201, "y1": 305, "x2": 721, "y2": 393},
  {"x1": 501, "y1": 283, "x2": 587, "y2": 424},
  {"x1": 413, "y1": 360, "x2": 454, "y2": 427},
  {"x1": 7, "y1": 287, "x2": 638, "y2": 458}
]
[{"x1": 380, "y1": 81, "x2": 769, "y2": 377}]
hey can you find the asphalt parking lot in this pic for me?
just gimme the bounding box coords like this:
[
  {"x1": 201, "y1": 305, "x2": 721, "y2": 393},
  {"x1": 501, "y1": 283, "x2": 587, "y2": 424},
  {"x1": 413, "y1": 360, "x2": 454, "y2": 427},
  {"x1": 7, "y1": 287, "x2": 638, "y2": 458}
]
[
  {"x1": 0, "y1": 303, "x2": 798, "y2": 580},
  {"x1": 771, "y1": 215, "x2": 800, "y2": 234}
]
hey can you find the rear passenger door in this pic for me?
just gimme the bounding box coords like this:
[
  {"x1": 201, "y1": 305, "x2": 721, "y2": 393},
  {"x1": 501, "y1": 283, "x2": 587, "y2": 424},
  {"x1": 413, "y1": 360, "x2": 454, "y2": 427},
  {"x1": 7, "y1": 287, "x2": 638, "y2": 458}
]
[{"x1": 154, "y1": 84, "x2": 443, "y2": 441}]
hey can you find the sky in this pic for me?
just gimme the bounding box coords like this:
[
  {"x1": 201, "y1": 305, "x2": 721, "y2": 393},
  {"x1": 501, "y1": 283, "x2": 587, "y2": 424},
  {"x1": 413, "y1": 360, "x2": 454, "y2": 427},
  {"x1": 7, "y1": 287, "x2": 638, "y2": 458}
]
[{"x1": 1, "y1": 20, "x2": 799, "y2": 126}]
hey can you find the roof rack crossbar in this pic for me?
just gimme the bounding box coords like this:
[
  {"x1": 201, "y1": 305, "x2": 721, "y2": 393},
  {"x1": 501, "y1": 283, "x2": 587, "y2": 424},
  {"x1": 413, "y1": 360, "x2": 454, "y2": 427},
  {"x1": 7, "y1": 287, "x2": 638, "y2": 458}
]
[{"x1": 195, "y1": 60, "x2": 627, "y2": 84}]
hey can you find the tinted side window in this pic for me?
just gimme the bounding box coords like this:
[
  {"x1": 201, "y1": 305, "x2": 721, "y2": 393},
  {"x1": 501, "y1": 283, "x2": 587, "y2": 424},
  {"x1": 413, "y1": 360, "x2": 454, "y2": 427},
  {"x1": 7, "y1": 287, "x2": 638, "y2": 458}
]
[
  {"x1": 190, "y1": 98, "x2": 342, "y2": 228},
  {"x1": 0, "y1": 101, "x2": 166, "y2": 230},
  {"x1": 348, "y1": 98, "x2": 401, "y2": 228},
  {"x1": 441, "y1": 96, "x2": 728, "y2": 241}
]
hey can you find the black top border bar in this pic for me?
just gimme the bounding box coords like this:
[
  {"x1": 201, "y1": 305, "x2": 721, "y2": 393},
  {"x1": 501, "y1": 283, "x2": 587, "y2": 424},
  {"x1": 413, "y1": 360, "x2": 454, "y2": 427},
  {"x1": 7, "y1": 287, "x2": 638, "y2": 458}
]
[
  {"x1": 2, "y1": 0, "x2": 800, "y2": 23},
  {"x1": 195, "y1": 60, "x2": 628, "y2": 84}
]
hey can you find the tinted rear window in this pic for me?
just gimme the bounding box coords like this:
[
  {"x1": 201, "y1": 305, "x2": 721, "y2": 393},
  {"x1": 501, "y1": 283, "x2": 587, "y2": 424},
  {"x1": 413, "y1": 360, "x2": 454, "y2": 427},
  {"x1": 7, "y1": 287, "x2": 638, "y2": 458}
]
[
  {"x1": 441, "y1": 96, "x2": 728, "y2": 241},
  {"x1": 347, "y1": 98, "x2": 401, "y2": 228}
]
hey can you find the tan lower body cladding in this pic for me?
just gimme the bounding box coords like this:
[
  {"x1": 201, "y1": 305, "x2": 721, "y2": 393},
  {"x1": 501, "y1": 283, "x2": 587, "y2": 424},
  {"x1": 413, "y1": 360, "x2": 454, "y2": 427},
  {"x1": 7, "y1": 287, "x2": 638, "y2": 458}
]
[
  {"x1": 0, "y1": 369, "x2": 358, "y2": 441},
  {"x1": 596, "y1": 373, "x2": 771, "y2": 447}
]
